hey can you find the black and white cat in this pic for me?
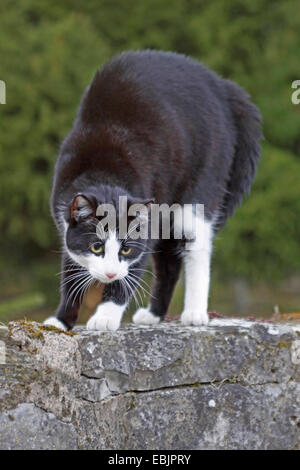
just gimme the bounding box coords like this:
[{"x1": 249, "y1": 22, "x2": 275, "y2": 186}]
[{"x1": 44, "y1": 50, "x2": 262, "y2": 331}]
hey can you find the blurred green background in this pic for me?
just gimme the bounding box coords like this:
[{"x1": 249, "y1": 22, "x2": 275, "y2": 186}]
[{"x1": 0, "y1": 0, "x2": 299, "y2": 324}]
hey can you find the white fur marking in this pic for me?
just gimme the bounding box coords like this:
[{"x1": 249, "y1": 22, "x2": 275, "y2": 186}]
[
  {"x1": 43, "y1": 316, "x2": 67, "y2": 331},
  {"x1": 133, "y1": 308, "x2": 160, "y2": 325},
  {"x1": 180, "y1": 216, "x2": 213, "y2": 326},
  {"x1": 86, "y1": 301, "x2": 126, "y2": 331},
  {"x1": 67, "y1": 231, "x2": 128, "y2": 284}
]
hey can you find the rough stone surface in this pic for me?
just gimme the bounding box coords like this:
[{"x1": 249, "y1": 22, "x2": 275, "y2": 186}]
[
  {"x1": 0, "y1": 403, "x2": 77, "y2": 450},
  {"x1": 0, "y1": 319, "x2": 299, "y2": 449}
]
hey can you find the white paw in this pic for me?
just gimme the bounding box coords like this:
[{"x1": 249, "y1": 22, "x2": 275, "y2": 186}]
[
  {"x1": 43, "y1": 316, "x2": 67, "y2": 331},
  {"x1": 180, "y1": 309, "x2": 209, "y2": 326},
  {"x1": 86, "y1": 302, "x2": 124, "y2": 331},
  {"x1": 133, "y1": 308, "x2": 160, "y2": 325}
]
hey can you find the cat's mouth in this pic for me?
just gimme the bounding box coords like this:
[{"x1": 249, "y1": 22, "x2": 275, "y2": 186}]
[{"x1": 89, "y1": 270, "x2": 127, "y2": 284}]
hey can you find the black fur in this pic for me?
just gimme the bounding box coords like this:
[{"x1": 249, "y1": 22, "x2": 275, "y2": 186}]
[{"x1": 51, "y1": 50, "x2": 262, "y2": 329}]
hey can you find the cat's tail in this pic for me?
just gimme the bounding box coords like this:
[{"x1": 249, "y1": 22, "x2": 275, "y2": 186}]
[{"x1": 217, "y1": 81, "x2": 263, "y2": 228}]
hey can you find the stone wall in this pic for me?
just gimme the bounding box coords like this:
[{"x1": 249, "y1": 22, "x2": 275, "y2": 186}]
[{"x1": 0, "y1": 318, "x2": 300, "y2": 450}]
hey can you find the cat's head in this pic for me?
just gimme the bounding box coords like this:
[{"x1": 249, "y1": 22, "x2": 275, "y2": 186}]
[{"x1": 63, "y1": 193, "x2": 152, "y2": 283}]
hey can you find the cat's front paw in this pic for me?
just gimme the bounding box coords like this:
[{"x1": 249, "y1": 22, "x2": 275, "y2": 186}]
[
  {"x1": 86, "y1": 312, "x2": 120, "y2": 331},
  {"x1": 43, "y1": 316, "x2": 67, "y2": 331},
  {"x1": 86, "y1": 302, "x2": 124, "y2": 331},
  {"x1": 180, "y1": 308, "x2": 209, "y2": 326},
  {"x1": 133, "y1": 308, "x2": 160, "y2": 325}
]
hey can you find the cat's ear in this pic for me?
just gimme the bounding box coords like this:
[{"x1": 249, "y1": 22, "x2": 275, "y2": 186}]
[
  {"x1": 71, "y1": 194, "x2": 97, "y2": 222},
  {"x1": 127, "y1": 198, "x2": 155, "y2": 228},
  {"x1": 127, "y1": 197, "x2": 155, "y2": 211},
  {"x1": 142, "y1": 198, "x2": 155, "y2": 210}
]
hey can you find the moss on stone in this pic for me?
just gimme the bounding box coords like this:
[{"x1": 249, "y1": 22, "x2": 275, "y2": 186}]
[{"x1": 8, "y1": 320, "x2": 77, "y2": 340}]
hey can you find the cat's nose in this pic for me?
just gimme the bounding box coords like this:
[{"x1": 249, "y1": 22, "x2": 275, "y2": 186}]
[{"x1": 106, "y1": 272, "x2": 117, "y2": 279}]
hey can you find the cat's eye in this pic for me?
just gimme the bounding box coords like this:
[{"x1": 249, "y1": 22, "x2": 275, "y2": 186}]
[
  {"x1": 121, "y1": 247, "x2": 132, "y2": 255},
  {"x1": 90, "y1": 243, "x2": 103, "y2": 254}
]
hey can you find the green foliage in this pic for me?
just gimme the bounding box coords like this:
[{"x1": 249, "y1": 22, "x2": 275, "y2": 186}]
[
  {"x1": 183, "y1": 0, "x2": 300, "y2": 154},
  {"x1": 0, "y1": 1, "x2": 110, "y2": 260},
  {"x1": 215, "y1": 143, "x2": 300, "y2": 279},
  {"x1": 0, "y1": 0, "x2": 299, "y2": 281}
]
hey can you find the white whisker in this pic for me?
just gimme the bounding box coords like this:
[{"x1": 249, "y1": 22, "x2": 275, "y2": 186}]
[
  {"x1": 127, "y1": 273, "x2": 155, "y2": 299},
  {"x1": 131, "y1": 267, "x2": 156, "y2": 279},
  {"x1": 65, "y1": 273, "x2": 91, "y2": 307},
  {"x1": 71, "y1": 275, "x2": 93, "y2": 306}
]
